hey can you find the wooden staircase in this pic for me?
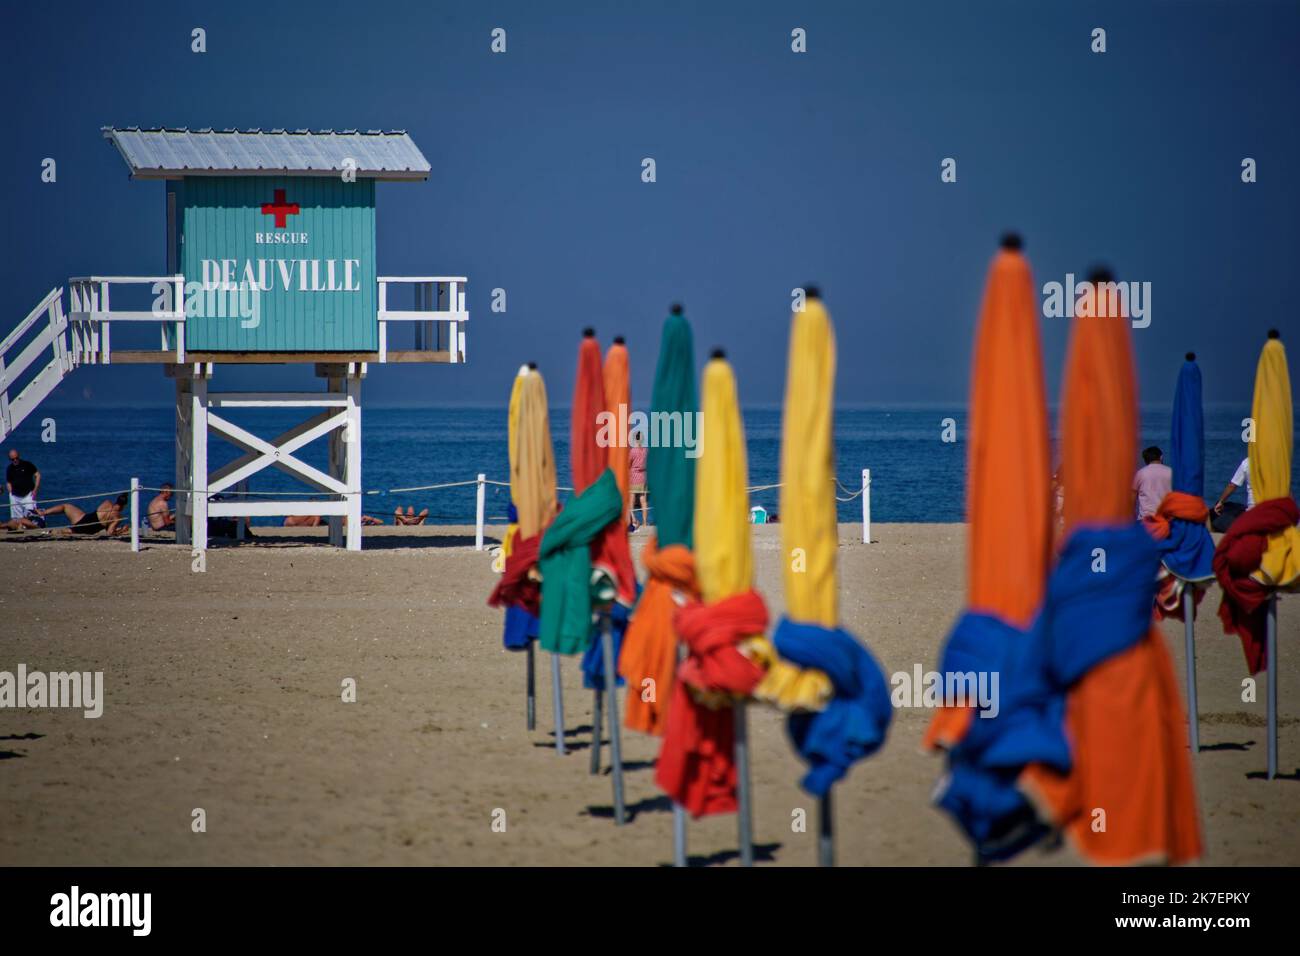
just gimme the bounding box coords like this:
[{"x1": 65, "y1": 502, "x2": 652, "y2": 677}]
[{"x1": 0, "y1": 287, "x2": 73, "y2": 442}]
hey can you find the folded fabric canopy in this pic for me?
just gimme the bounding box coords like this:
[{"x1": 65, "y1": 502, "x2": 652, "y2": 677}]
[
  {"x1": 572, "y1": 332, "x2": 637, "y2": 606},
  {"x1": 621, "y1": 309, "x2": 699, "y2": 735},
  {"x1": 1017, "y1": 273, "x2": 1202, "y2": 865},
  {"x1": 657, "y1": 354, "x2": 768, "y2": 817},
  {"x1": 927, "y1": 235, "x2": 1051, "y2": 754},
  {"x1": 1215, "y1": 332, "x2": 1299, "y2": 672},
  {"x1": 1148, "y1": 354, "x2": 1215, "y2": 620},
  {"x1": 774, "y1": 292, "x2": 890, "y2": 795},
  {"x1": 489, "y1": 365, "x2": 555, "y2": 648},
  {"x1": 936, "y1": 269, "x2": 1202, "y2": 865}
]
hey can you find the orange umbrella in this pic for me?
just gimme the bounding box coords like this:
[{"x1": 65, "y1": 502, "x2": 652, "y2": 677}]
[
  {"x1": 1018, "y1": 269, "x2": 1201, "y2": 864},
  {"x1": 604, "y1": 336, "x2": 632, "y2": 519},
  {"x1": 926, "y1": 234, "x2": 1052, "y2": 752},
  {"x1": 572, "y1": 329, "x2": 636, "y2": 604}
]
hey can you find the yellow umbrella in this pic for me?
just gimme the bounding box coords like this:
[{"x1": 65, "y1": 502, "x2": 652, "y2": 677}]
[
  {"x1": 748, "y1": 296, "x2": 834, "y2": 711},
  {"x1": 696, "y1": 356, "x2": 752, "y2": 603},
  {"x1": 655, "y1": 352, "x2": 769, "y2": 860},
  {"x1": 768, "y1": 290, "x2": 893, "y2": 866},
  {"x1": 512, "y1": 367, "x2": 558, "y2": 541},
  {"x1": 1250, "y1": 333, "x2": 1299, "y2": 589}
]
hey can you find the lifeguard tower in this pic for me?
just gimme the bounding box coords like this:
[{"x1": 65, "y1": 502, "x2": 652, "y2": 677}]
[{"x1": 0, "y1": 127, "x2": 468, "y2": 551}]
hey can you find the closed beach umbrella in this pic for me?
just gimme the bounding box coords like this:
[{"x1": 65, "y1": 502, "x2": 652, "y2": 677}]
[
  {"x1": 490, "y1": 364, "x2": 555, "y2": 622},
  {"x1": 489, "y1": 364, "x2": 557, "y2": 727},
  {"x1": 1147, "y1": 353, "x2": 1216, "y2": 753},
  {"x1": 583, "y1": 336, "x2": 636, "y2": 696},
  {"x1": 1213, "y1": 330, "x2": 1297, "y2": 779},
  {"x1": 926, "y1": 235, "x2": 1051, "y2": 755},
  {"x1": 621, "y1": 306, "x2": 700, "y2": 736},
  {"x1": 513, "y1": 366, "x2": 558, "y2": 541},
  {"x1": 656, "y1": 352, "x2": 766, "y2": 817},
  {"x1": 1015, "y1": 270, "x2": 1201, "y2": 864},
  {"x1": 1147, "y1": 353, "x2": 1216, "y2": 616},
  {"x1": 604, "y1": 337, "x2": 632, "y2": 519},
  {"x1": 538, "y1": 333, "x2": 625, "y2": 655},
  {"x1": 771, "y1": 291, "x2": 892, "y2": 865},
  {"x1": 1215, "y1": 331, "x2": 1299, "y2": 672}
]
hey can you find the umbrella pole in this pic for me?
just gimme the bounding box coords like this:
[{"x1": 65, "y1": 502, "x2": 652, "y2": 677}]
[
  {"x1": 672, "y1": 639, "x2": 688, "y2": 865},
  {"x1": 601, "y1": 614, "x2": 626, "y2": 824},
  {"x1": 818, "y1": 791, "x2": 834, "y2": 867},
  {"x1": 1267, "y1": 595, "x2": 1278, "y2": 780},
  {"x1": 673, "y1": 807, "x2": 687, "y2": 866},
  {"x1": 551, "y1": 652, "x2": 566, "y2": 755},
  {"x1": 526, "y1": 641, "x2": 536, "y2": 731},
  {"x1": 1183, "y1": 588, "x2": 1199, "y2": 754},
  {"x1": 734, "y1": 700, "x2": 754, "y2": 866},
  {"x1": 590, "y1": 687, "x2": 603, "y2": 774}
]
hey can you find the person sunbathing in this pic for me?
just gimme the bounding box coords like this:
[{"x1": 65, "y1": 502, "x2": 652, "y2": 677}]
[
  {"x1": 41, "y1": 495, "x2": 129, "y2": 536},
  {"x1": 146, "y1": 483, "x2": 175, "y2": 530},
  {"x1": 393, "y1": 506, "x2": 429, "y2": 525},
  {"x1": 284, "y1": 513, "x2": 383, "y2": 527}
]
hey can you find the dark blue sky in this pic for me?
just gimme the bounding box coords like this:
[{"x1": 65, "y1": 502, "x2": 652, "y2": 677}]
[{"x1": 4, "y1": 0, "x2": 1297, "y2": 408}]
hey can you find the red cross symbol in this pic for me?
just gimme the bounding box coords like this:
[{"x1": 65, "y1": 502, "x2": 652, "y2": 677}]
[{"x1": 260, "y1": 188, "x2": 300, "y2": 229}]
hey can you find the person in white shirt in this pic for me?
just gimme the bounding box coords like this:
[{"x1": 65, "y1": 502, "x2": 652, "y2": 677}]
[{"x1": 1211, "y1": 457, "x2": 1254, "y2": 531}]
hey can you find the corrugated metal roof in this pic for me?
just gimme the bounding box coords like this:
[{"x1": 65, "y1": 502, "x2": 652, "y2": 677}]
[{"x1": 102, "y1": 127, "x2": 430, "y2": 180}]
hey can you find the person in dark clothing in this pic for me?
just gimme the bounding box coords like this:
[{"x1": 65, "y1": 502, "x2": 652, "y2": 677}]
[
  {"x1": 40, "y1": 494, "x2": 129, "y2": 537},
  {"x1": 6, "y1": 448, "x2": 43, "y2": 526}
]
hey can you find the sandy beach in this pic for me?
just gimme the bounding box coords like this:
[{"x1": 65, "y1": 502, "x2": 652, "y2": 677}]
[{"x1": 0, "y1": 523, "x2": 1295, "y2": 867}]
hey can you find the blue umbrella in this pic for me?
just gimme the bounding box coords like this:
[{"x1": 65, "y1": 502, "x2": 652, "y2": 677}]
[{"x1": 1155, "y1": 352, "x2": 1216, "y2": 753}]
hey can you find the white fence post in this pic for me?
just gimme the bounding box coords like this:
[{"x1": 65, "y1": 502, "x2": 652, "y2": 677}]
[
  {"x1": 475, "y1": 473, "x2": 486, "y2": 550},
  {"x1": 862, "y1": 468, "x2": 871, "y2": 544},
  {"x1": 130, "y1": 477, "x2": 140, "y2": 553}
]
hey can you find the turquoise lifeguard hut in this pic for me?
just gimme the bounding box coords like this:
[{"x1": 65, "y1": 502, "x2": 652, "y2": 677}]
[{"x1": 0, "y1": 127, "x2": 469, "y2": 550}]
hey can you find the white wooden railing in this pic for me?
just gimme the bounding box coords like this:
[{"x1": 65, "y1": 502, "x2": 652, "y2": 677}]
[
  {"x1": 67, "y1": 275, "x2": 187, "y2": 364},
  {"x1": 377, "y1": 276, "x2": 468, "y2": 363},
  {"x1": 0, "y1": 287, "x2": 69, "y2": 441}
]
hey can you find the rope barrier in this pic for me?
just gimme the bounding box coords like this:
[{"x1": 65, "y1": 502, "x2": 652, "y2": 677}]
[{"x1": 3, "y1": 488, "x2": 133, "y2": 511}]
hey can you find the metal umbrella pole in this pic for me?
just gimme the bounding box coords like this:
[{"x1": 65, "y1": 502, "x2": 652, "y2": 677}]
[
  {"x1": 1183, "y1": 588, "x2": 1199, "y2": 754},
  {"x1": 671, "y1": 637, "x2": 688, "y2": 865},
  {"x1": 551, "y1": 653, "x2": 566, "y2": 755},
  {"x1": 601, "y1": 612, "x2": 626, "y2": 824},
  {"x1": 734, "y1": 698, "x2": 755, "y2": 866},
  {"x1": 1267, "y1": 595, "x2": 1278, "y2": 780},
  {"x1": 590, "y1": 684, "x2": 604, "y2": 774},
  {"x1": 526, "y1": 641, "x2": 536, "y2": 731},
  {"x1": 818, "y1": 792, "x2": 834, "y2": 867}
]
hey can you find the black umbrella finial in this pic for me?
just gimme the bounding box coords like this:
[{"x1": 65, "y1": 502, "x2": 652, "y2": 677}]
[
  {"x1": 1185, "y1": 352, "x2": 1196, "y2": 362},
  {"x1": 1000, "y1": 232, "x2": 1023, "y2": 251},
  {"x1": 670, "y1": 303, "x2": 683, "y2": 316},
  {"x1": 613, "y1": 335, "x2": 625, "y2": 345},
  {"x1": 1087, "y1": 266, "x2": 1114, "y2": 284},
  {"x1": 527, "y1": 361, "x2": 538, "y2": 370},
  {"x1": 582, "y1": 327, "x2": 595, "y2": 338},
  {"x1": 1267, "y1": 328, "x2": 1280, "y2": 339},
  {"x1": 804, "y1": 284, "x2": 822, "y2": 300},
  {"x1": 711, "y1": 348, "x2": 726, "y2": 360}
]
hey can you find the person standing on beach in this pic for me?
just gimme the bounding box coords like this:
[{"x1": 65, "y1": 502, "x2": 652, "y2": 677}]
[
  {"x1": 1132, "y1": 446, "x2": 1172, "y2": 519},
  {"x1": 628, "y1": 431, "x2": 649, "y2": 530},
  {"x1": 6, "y1": 448, "x2": 42, "y2": 526},
  {"x1": 1211, "y1": 456, "x2": 1254, "y2": 532}
]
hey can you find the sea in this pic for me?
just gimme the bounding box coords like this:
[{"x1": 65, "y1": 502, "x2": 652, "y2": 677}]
[{"x1": 6, "y1": 405, "x2": 1294, "y2": 527}]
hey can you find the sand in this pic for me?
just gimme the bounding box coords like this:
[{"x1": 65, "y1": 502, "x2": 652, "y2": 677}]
[{"x1": 0, "y1": 523, "x2": 1296, "y2": 866}]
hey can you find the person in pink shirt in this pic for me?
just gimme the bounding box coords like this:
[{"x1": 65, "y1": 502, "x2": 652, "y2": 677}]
[
  {"x1": 1132, "y1": 445, "x2": 1173, "y2": 519},
  {"x1": 628, "y1": 432, "x2": 649, "y2": 531}
]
